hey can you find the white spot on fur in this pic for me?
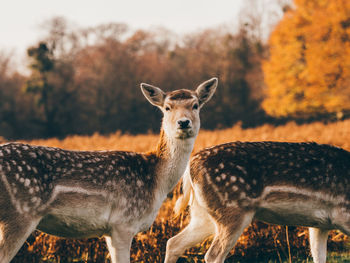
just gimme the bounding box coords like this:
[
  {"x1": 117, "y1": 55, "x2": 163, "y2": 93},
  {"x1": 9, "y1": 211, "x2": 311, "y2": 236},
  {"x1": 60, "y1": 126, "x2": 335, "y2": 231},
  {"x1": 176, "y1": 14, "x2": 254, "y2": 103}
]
[
  {"x1": 137, "y1": 180, "x2": 143, "y2": 187},
  {"x1": 29, "y1": 152, "x2": 37, "y2": 158},
  {"x1": 230, "y1": 176, "x2": 237, "y2": 183},
  {"x1": 22, "y1": 204, "x2": 30, "y2": 212},
  {"x1": 24, "y1": 179, "x2": 30, "y2": 187},
  {"x1": 120, "y1": 196, "x2": 127, "y2": 206}
]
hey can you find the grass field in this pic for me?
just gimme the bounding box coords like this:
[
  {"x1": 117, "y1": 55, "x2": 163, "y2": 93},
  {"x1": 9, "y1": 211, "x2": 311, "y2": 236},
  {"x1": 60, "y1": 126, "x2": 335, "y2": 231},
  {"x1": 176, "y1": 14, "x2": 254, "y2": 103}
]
[{"x1": 5, "y1": 120, "x2": 350, "y2": 262}]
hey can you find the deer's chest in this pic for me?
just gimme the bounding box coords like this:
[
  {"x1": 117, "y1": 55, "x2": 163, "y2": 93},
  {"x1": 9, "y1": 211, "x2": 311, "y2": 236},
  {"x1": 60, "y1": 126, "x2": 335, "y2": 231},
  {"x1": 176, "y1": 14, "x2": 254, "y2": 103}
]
[{"x1": 140, "y1": 194, "x2": 167, "y2": 231}]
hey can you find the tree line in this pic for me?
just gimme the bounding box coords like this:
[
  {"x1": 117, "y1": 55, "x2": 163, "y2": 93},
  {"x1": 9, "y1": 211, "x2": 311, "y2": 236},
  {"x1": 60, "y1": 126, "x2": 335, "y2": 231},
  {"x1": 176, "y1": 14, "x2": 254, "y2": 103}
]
[
  {"x1": 0, "y1": 16, "x2": 269, "y2": 139},
  {"x1": 2, "y1": 0, "x2": 349, "y2": 140}
]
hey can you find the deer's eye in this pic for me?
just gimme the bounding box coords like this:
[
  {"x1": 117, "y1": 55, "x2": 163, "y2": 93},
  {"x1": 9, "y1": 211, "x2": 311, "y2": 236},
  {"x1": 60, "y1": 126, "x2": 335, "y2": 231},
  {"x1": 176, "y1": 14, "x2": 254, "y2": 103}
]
[
  {"x1": 165, "y1": 106, "x2": 171, "y2": 111},
  {"x1": 193, "y1": 104, "x2": 199, "y2": 110}
]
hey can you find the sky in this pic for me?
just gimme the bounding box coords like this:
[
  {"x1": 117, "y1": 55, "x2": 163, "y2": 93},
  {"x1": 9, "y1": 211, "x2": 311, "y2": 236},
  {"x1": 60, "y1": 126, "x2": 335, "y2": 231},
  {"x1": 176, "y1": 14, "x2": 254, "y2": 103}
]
[{"x1": 0, "y1": 0, "x2": 246, "y2": 59}]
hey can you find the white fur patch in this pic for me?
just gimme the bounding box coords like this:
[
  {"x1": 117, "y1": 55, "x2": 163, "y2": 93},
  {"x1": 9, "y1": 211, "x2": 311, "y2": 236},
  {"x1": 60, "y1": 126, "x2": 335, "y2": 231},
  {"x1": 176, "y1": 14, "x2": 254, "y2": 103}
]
[
  {"x1": 39, "y1": 185, "x2": 109, "y2": 212},
  {"x1": 261, "y1": 185, "x2": 348, "y2": 206}
]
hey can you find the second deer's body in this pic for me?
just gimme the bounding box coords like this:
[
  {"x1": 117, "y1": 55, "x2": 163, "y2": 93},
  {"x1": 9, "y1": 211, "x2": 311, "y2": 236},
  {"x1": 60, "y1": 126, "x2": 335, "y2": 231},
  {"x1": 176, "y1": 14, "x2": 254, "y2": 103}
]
[{"x1": 165, "y1": 141, "x2": 350, "y2": 263}]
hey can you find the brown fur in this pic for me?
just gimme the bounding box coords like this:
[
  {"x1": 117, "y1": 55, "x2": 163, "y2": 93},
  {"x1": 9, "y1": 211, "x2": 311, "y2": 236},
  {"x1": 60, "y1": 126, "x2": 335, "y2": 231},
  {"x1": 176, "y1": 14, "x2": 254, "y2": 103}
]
[{"x1": 168, "y1": 90, "x2": 195, "y2": 100}]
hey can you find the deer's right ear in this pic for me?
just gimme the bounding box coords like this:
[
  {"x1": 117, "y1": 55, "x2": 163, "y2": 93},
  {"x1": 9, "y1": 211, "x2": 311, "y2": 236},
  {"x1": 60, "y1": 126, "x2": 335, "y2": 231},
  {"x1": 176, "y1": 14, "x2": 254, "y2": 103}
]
[{"x1": 140, "y1": 83, "x2": 166, "y2": 107}]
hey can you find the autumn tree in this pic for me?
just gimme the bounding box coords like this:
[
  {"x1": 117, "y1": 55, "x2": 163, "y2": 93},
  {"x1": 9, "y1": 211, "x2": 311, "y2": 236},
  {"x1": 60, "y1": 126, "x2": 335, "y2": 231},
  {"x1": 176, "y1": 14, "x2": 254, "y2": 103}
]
[
  {"x1": 25, "y1": 18, "x2": 85, "y2": 138},
  {"x1": 263, "y1": 0, "x2": 350, "y2": 117},
  {"x1": 26, "y1": 39, "x2": 78, "y2": 138},
  {"x1": 26, "y1": 42, "x2": 56, "y2": 136},
  {"x1": 0, "y1": 52, "x2": 36, "y2": 139}
]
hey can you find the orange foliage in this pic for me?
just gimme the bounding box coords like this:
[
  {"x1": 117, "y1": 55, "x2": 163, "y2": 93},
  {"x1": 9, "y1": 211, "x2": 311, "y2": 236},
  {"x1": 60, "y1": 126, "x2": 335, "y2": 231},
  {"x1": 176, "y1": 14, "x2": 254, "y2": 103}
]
[{"x1": 263, "y1": 0, "x2": 350, "y2": 117}]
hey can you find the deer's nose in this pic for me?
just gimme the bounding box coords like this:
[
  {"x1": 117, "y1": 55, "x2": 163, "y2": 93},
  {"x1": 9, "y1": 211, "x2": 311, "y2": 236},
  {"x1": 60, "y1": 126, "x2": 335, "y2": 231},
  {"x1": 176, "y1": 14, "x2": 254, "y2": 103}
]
[{"x1": 177, "y1": 119, "x2": 191, "y2": 129}]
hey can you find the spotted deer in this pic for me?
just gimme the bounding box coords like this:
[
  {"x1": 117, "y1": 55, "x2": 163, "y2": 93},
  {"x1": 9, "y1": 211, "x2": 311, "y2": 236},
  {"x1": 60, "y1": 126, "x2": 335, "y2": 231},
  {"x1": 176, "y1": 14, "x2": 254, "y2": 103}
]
[
  {"x1": 0, "y1": 78, "x2": 217, "y2": 263},
  {"x1": 165, "y1": 141, "x2": 350, "y2": 263}
]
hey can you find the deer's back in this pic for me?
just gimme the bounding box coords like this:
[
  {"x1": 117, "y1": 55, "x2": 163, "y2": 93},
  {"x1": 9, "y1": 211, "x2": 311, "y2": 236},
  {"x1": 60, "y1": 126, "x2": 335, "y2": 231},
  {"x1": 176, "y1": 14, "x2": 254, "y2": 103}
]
[{"x1": 0, "y1": 143, "x2": 157, "y2": 215}]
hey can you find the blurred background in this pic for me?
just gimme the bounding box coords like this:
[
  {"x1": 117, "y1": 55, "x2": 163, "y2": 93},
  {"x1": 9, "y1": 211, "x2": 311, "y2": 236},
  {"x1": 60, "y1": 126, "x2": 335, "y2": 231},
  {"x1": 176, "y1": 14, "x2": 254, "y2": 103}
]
[{"x1": 4, "y1": 0, "x2": 348, "y2": 140}]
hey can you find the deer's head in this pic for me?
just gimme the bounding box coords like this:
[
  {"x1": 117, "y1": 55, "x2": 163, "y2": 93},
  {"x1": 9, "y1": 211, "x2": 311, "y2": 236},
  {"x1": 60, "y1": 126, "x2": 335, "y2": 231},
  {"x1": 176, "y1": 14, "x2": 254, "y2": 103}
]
[{"x1": 141, "y1": 78, "x2": 218, "y2": 141}]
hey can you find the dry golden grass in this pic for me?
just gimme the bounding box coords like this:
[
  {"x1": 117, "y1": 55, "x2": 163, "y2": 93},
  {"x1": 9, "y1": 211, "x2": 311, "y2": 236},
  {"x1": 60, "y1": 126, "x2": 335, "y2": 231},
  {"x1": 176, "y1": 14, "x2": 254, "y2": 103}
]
[
  {"x1": 10, "y1": 120, "x2": 350, "y2": 262},
  {"x1": 26, "y1": 120, "x2": 350, "y2": 153}
]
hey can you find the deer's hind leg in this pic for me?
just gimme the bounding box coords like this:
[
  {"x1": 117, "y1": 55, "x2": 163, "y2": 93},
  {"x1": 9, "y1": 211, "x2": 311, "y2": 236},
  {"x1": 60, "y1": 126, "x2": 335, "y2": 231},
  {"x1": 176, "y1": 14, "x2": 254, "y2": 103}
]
[
  {"x1": 0, "y1": 184, "x2": 40, "y2": 262},
  {"x1": 204, "y1": 209, "x2": 254, "y2": 263},
  {"x1": 309, "y1": 227, "x2": 329, "y2": 263},
  {"x1": 164, "y1": 200, "x2": 216, "y2": 263}
]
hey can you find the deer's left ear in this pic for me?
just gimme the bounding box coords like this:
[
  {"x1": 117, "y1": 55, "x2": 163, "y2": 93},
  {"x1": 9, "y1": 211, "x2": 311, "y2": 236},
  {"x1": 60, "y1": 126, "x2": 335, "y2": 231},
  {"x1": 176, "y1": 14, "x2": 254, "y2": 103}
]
[
  {"x1": 140, "y1": 83, "x2": 166, "y2": 107},
  {"x1": 196, "y1": 77, "x2": 218, "y2": 107}
]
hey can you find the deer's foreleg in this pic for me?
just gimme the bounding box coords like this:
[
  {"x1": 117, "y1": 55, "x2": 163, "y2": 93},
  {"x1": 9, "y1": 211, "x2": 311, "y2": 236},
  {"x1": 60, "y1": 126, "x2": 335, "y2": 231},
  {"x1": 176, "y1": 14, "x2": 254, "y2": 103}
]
[{"x1": 105, "y1": 226, "x2": 134, "y2": 263}]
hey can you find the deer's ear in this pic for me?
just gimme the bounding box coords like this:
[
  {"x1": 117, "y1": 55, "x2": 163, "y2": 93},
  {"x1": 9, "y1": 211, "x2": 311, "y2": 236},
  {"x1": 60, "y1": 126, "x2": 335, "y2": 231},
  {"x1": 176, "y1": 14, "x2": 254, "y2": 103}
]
[
  {"x1": 140, "y1": 83, "x2": 166, "y2": 107},
  {"x1": 196, "y1": 77, "x2": 218, "y2": 107}
]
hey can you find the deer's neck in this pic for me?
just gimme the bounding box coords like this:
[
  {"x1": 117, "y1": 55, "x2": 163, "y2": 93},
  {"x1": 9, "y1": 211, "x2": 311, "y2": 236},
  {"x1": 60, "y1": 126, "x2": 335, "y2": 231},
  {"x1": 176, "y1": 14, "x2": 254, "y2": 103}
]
[{"x1": 152, "y1": 129, "x2": 195, "y2": 198}]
